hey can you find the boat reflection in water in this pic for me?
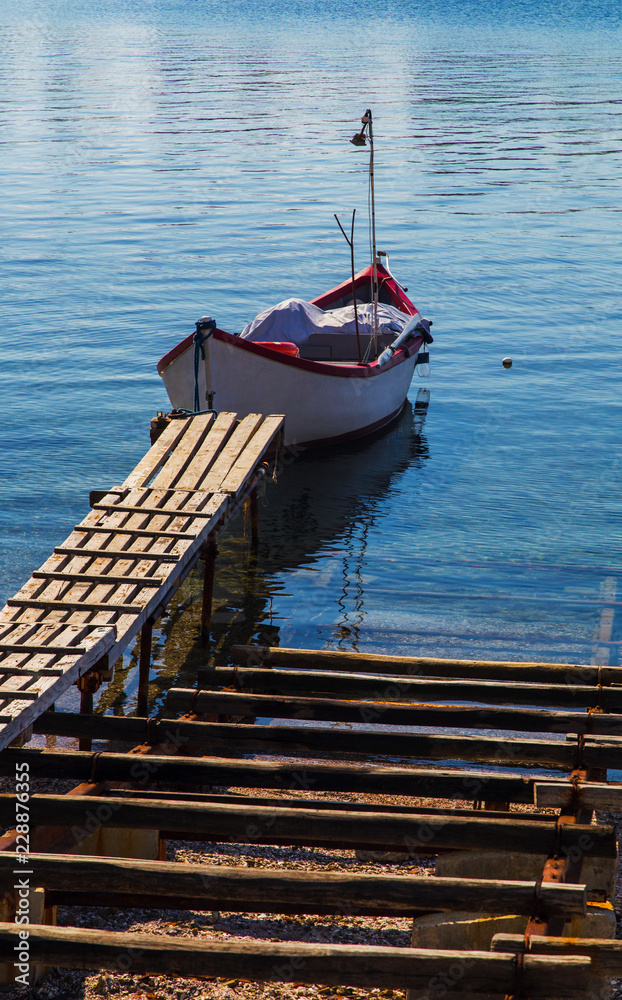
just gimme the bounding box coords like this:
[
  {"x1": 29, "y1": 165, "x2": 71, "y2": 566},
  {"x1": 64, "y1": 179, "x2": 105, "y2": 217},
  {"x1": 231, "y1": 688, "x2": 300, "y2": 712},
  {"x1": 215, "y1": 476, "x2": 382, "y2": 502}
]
[{"x1": 98, "y1": 391, "x2": 430, "y2": 715}]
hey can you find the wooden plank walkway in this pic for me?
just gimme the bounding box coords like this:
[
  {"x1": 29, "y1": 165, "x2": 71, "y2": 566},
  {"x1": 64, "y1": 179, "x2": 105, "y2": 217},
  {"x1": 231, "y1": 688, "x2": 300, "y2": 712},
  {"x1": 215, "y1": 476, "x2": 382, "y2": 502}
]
[{"x1": 0, "y1": 412, "x2": 284, "y2": 752}]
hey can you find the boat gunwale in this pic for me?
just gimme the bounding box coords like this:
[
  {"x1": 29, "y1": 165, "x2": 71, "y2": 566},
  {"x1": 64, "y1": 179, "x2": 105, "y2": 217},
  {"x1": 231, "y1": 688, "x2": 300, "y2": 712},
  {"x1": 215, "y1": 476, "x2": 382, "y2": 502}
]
[
  {"x1": 157, "y1": 263, "x2": 423, "y2": 380},
  {"x1": 159, "y1": 329, "x2": 422, "y2": 380}
]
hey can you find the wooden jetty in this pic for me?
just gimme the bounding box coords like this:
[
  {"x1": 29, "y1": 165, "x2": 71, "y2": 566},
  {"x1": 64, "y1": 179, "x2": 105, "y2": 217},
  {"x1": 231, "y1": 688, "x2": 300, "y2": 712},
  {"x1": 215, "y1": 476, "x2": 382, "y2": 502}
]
[
  {"x1": 0, "y1": 411, "x2": 283, "y2": 748},
  {"x1": 0, "y1": 417, "x2": 621, "y2": 995}
]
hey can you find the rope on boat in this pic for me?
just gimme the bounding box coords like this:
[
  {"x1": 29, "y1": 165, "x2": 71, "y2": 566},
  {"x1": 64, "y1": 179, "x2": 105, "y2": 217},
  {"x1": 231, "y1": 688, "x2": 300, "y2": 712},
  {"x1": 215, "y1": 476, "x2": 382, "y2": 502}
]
[
  {"x1": 193, "y1": 316, "x2": 217, "y2": 414},
  {"x1": 170, "y1": 406, "x2": 218, "y2": 418}
]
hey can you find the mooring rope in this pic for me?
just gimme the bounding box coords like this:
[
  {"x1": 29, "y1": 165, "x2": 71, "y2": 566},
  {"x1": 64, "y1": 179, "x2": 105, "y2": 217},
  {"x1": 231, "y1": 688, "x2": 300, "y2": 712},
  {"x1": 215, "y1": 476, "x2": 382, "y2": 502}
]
[{"x1": 193, "y1": 316, "x2": 217, "y2": 414}]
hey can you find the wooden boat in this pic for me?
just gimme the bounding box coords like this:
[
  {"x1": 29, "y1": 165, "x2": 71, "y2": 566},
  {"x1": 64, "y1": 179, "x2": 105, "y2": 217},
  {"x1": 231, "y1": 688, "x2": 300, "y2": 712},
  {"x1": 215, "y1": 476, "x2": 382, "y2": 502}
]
[
  {"x1": 157, "y1": 261, "x2": 432, "y2": 448},
  {"x1": 157, "y1": 110, "x2": 433, "y2": 448}
]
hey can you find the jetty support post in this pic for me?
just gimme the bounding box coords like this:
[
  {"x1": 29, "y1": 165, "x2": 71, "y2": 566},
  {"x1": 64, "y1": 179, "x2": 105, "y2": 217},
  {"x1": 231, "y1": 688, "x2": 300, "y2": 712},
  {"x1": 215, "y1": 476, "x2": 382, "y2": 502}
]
[
  {"x1": 76, "y1": 656, "x2": 111, "y2": 752},
  {"x1": 250, "y1": 486, "x2": 260, "y2": 547},
  {"x1": 201, "y1": 531, "x2": 219, "y2": 639},
  {"x1": 137, "y1": 617, "x2": 154, "y2": 717}
]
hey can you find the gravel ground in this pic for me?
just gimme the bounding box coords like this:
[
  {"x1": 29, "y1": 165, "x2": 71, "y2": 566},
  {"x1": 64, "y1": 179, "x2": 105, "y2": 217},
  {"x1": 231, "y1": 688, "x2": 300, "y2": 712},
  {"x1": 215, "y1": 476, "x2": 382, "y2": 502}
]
[
  {"x1": 0, "y1": 775, "x2": 619, "y2": 999},
  {"x1": 2, "y1": 838, "x2": 422, "y2": 1000},
  {"x1": 0, "y1": 776, "x2": 436, "y2": 1000}
]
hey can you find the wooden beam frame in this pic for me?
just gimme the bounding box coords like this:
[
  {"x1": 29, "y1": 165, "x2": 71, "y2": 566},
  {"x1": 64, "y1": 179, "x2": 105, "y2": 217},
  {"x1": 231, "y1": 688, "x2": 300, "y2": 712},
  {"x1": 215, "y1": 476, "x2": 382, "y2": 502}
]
[
  {"x1": 0, "y1": 923, "x2": 593, "y2": 996},
  {"x1": 0, "y1": 794, "x2": 614, "y2": 857}
]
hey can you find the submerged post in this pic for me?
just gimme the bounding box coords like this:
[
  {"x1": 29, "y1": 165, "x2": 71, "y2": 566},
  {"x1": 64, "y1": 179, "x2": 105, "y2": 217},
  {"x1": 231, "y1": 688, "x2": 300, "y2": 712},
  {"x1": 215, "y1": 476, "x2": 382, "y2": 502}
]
[
  {"x1": 250, "y1": 488, "x2": 260, "y2": 547},
  {"x1": 201, "y1": 532, "x2": 219, "y2": 638},
  {"x1": 76, "y1": 666, "x2": 105, "y2": 752},
  {"x1": 137, "y1": 618, "x2": 153, "y2": 716}
]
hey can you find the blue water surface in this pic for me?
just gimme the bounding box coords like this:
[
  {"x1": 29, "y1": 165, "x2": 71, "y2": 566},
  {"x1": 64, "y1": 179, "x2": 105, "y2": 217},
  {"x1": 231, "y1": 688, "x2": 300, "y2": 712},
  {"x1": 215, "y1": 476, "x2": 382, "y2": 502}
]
[{"x1": 1, "y1": 0, "x2": 621, "y2": 712}]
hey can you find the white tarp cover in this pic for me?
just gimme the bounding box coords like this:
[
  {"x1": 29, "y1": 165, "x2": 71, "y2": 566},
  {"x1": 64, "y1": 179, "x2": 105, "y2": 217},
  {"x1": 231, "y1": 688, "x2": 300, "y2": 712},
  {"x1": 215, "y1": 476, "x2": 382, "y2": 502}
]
[{"x1": 239, "y1": 300, "x2": 409, "y2": 346}]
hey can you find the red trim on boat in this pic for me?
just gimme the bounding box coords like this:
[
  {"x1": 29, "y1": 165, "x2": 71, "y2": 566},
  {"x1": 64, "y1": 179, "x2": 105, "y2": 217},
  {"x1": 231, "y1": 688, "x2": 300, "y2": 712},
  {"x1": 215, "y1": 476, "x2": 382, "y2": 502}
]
[
  {"x1": 311, "y1": 263, "x2": 417, "y2": 316},
  {"x1": 158, "y1": 328, "x2": 423, "y2": 378},
  {"x1": 158, "y1": 330, "x2": 195, "y2": 373},
  {"x1": 156, "y1": 261, "x2": 421, "y2": 376}
]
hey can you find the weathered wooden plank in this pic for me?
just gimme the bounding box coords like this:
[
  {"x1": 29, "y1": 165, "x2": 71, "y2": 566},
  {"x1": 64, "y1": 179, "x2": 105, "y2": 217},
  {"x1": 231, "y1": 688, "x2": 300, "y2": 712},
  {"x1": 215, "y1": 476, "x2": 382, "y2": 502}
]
[
  {"x1": 0, "y1": 643, "x2": 87, "y2": 654},
  {"x1": 72, "y1": 490, "x2": 223, "y2": 652},
  {"x1": 0, "y1": 632, "x2": 78, "y2": 712},
  {"x1": 534, "y1": 781, "x2": 622, "y2": 812},
  {"x1": 31, "y1": 711, "x2": 591, "y2": 769},
  {"x1": 96, "y1": 788, "x2": 542, "y2": 822},
  {"x1": 49, "y1": 492, "x2": 223, "y2": 581},
  {"x1": 0, "y1": 748, "x2": 542, "y2": 803},
  {"x1": 122, "y1": 417, "x2": 190, "y2": 489},
  {"x1": 86, "y1": 491, "x2": 216, "y2": 548},
  {"x1": 0, "y1": 623, "x2": 34, "y2": 643},
  {"x1": 0, "y1": 923, "x2": 593, "y2": 996},
  {"x1": 231, "y1": 644, "x2": 620, "y2": 685},
  {"x1": 58, "y1": 488, "x2": 175, "y2": 553},
  {"x1": 100, "y1": 493, "x2": 228, "y2": 658},
  {"x1": 7, "y1": 598, "x2": 144, "y2": 613},
  {"x1": 198, "y1": 414, "x2": 265, "y2": 493},
  {"x1": 0, "y1": 621, "x2": 92, "y2": 655},
  {"x1": 170, "y1": 686, "x2": 622, "y2": 735},
  {"x1": 32, "y1": 571, "x2": 163, "y2": 587},
  {"x1": 218, "y1": 414, "x2": 285, "y2": 493},
  {"x1": 0, "y1": 665, "x2": 65, "y2": 676},
  {"x1": 174, "y1": 412, "x2": 238, "y2": 491},
  {"x1": 196, "y1": 666, "x2": 622, "y2": 711},
  {"x1": 75, "y1": 525, "x2": 199, "y2": 540},
  {"x1": 492, "y1": 933, "x2": 622, "y2": 978},
  {"x1": 28, "y1": 491, "x2": 163, "y2": 640},
  {"x1": 0, "y1": 678, "x2": 59, "y2": 719},
  {"x1": 0, "y1": 852, "x2": 586, "y2": 917},
  {"x1": 0, "y1": 793, "x2": 612, "y2": 856},
  {"x1": 91, "y1": 503, "x2": 223, "y2": 519},
  {"x1": 48, "y1": 491, "x2": 228, "y2": 666},
  {"x1": 5, "y1": 623, "x2": 110, "y2": 666},
  {"x1": 0, "y1": 688, "x2": 39, "y2": 701},
  {"x1": 150, "y1": 413, "x2": 215, "y2": 490},
  {"x1": 45, "y1": 488, "x2": 211, "y2": 608},
  {"x1": 53, "y1": 546, "x2": 180, "y2": 562},
  {"x1": 0, "y1": 621, "x2": 71, "y2": 642}
]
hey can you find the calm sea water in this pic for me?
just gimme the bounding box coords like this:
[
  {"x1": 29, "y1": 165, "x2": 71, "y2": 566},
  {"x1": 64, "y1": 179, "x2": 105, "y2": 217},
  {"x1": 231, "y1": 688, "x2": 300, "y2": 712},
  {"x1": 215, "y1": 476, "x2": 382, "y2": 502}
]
[{"x1": 1, "y1": 0, "x2": 621, "y2": 713}]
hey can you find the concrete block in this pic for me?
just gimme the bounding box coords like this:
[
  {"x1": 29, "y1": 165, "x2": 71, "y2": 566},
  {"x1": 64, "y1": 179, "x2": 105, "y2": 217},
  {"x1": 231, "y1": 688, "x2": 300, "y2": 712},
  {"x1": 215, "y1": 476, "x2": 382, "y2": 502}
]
[
  {"x1": 436, "y1": 850, "x2": 546, "y2": 881},
  {"x1": 563, "y1": 900, "x2": 616, "y2": 939},
  {"x1": 0, "y1": 823, "x2": 159, "y2": 988},
  {"x1": 406, "y1": 903, "x2": 616, "y2": 1000},
  {"x1": 436, "y1": 851, "x2": 617, "y2": 901},
  {"x1": 0, "y1": 888, "x2": 56, "y2": 988},
  {"x1": 581, "y1": 856, "x2": 618, "y2": 902},
  {"x1": 71, "y1": 826, "x2": 160, "y2": 860},
  {"x1": 410, "y1": 910, "x2": 527, "y2": 951}
]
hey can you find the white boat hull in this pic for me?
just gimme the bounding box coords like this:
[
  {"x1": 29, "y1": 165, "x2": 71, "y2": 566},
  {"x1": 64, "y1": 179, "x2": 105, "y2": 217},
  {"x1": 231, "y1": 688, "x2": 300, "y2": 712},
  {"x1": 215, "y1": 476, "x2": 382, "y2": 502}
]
[{"x1": 159, "y1": 333, "x2": 420, "y2": 448}]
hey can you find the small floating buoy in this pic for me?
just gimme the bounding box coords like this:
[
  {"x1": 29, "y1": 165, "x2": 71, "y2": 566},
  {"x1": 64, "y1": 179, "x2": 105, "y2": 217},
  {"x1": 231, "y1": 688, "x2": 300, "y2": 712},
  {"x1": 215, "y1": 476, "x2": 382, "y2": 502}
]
[{"x1": 502, "y1": 357, "x2": 513, "y2": 369}]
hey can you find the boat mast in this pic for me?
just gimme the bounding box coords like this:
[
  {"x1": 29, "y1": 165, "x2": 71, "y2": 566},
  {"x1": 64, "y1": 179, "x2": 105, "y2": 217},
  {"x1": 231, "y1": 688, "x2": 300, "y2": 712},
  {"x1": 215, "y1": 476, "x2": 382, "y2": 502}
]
[
  {"x1": 351, "y1": 108, "x2": 378, "y2": 356},
  {"x1": 367, "y1": 111, "x2": 378, "y2": 356}
]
